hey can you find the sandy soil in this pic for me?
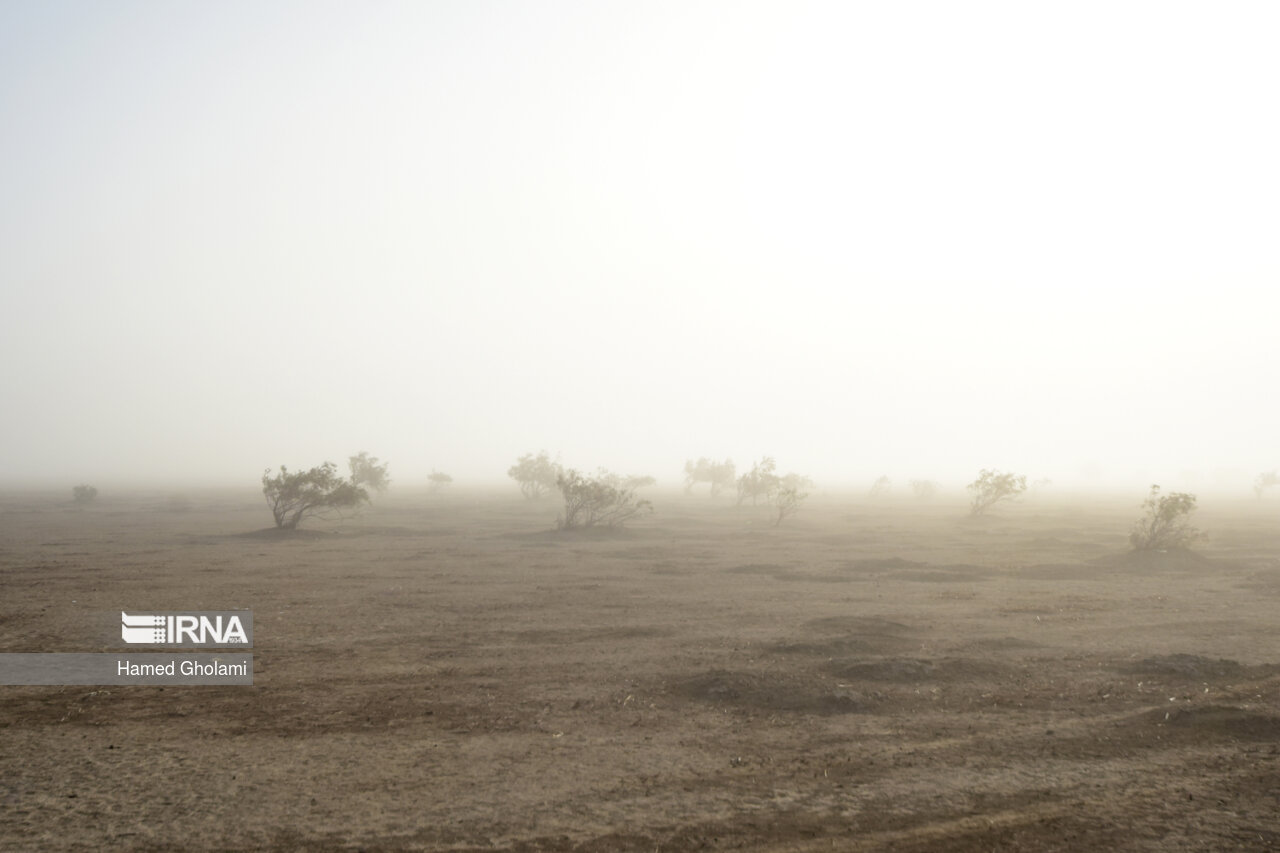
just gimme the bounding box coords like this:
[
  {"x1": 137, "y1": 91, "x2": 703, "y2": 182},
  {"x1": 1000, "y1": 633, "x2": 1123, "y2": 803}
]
[{"x1": 1, "y1": 489, "x2": 1278, "y2": 851}]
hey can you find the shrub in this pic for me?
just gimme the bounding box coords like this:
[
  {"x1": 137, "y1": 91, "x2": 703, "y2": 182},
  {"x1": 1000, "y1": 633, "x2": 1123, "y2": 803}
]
[
  {"x1": 1129, "y1": 485, "x2": 1202, "y2": 551},
  {"x1": 427, "y1": 470, "x2": 453, "y2": 493},
  {"x1": 736, "y1": 457, "x2": 778, "y2": 506},
  {"x1": 773, "y1": 485, "x2": 808, "y2": 526},
  {"x1": 683, "y1": 457, "x2": 736, "y2": 497},
  {"x1": 262, "y1": 463, "x2": 369, "y2": 529},
  {"x1": 967, "y1": 469, "x2": 1027, "y2": 516},
  {"x1": 909, "y1": 479, "x2": 939, "y2": 500},
  {"x1": 508, "y1": 451, "x2": 562, "y2": 500},
  {"x1": 72, "y1": 484, "x2": 98, "y2": 504},
  {"x1": 348, "y1": 452, "x2": 390, "y2": 493},
  {"x1": 555, "y1": 469, "x2": 653, "y2": 529}
]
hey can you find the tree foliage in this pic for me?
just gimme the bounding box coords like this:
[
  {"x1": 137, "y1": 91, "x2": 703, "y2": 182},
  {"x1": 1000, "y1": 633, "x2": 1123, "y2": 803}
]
[
  {"x1": 508, "y1": 451, "x2": 562, "y2": 500},
  {"x1": 597, "y1": 470, "x2": 656, "y2": 490},
  {"x1": 967, "y1": 469, "x2": 1027, "y2": 515},
  {"x1": 909, "y1": 479, "x2": 939, "y2": 500},
  {"x1": 348, "y1": 452, "x2": 390, "y2": 493},
  {"x1": 773, "y1": 486, "x2": 808, "y2": 527},
  {"x1": 262, "y1": 462, "x2": 369, "y2": 529},
  {"x1": 555, "y1": 469, "x2": 653, "y2": 530},
  {"x1": 427, "y1": 470, "x2": 453, "y2": 492},
  {"x1": 683, "y1": 457, "x2": 736, "y2": 497},
  {"x1": 736, "y1": 457, "x2": 778, "y2": 506},
  {"x1": 72, "y1": 484, "x2": 98, "y2": 504},
  {"x1": 1129, "y1": 485, "x2": 1202, "y2": 551}
]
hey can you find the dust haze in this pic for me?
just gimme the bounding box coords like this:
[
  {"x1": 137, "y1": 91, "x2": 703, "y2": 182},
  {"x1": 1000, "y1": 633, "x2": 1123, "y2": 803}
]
[
  {"x1": 4, "y1": 4, "x2": 1280, "y2": 852},
  {"x1": 1, "y1": 2, "x2": 1277, "y2": 493}
]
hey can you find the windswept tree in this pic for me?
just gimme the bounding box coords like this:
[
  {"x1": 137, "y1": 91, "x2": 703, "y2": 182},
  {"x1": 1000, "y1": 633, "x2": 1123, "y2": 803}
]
[
  {"x1": 596, "y1": 470, "x2": 657, "y2": 490},
  {"x1": 780, "y1": 472, "x2": 814, "y2": 492},
  {"x1": 736, "y1": 457, "x2": 779, "y2": 506},
  {"x1": 72, "y1": 484, "x2": 98, "y2": 504},
  {"x1": 1254, "y1": 470, "x2": 1279, "y2": 499},
  {"x1": 508, "y1": 451, "x2": 562, "y2": 500},
  {"x1": 1130, "y1": 485, "x2": 1202, "y2": 551},
  {"x1": 348, "y1": 452, "x2": 390, "y2": 493},
  {"x1": 967, "y1": 469, "x2": 1027, "y2": 516},
  {"x1": 909, "y1": 479, "x2": 939, "y2": 500},
  {"x1": 262, "y1": 463, "x2": 369, "y2": 529},
  {"x1": 683, "y1": 457, "x2": 736, "y2": 497},
  {"x1": 773, "y1": 485, "x2": 808, "y2": 527},
  {"x1": 427, "y1": 470, "x2": 453, "y2": 493},
  {"x1": 555, "y1": 469, "x2": 653, "y2": 530}
]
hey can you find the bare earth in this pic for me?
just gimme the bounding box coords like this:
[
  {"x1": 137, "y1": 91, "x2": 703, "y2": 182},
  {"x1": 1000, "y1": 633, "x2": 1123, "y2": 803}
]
[{"x1": 2, "y1": 490, "x2": 1278, "y2": 852}]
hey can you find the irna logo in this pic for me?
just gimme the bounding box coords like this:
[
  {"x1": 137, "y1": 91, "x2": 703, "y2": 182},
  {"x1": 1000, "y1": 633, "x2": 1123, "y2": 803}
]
[{"x1": 120, "y1": 611, "x2": 251, "y2": 647}]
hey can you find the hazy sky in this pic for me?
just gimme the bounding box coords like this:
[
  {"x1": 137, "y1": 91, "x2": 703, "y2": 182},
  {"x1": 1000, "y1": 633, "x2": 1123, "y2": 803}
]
[{"x1": 2, "y1": 1, "x2": 1277, "y2": 490}]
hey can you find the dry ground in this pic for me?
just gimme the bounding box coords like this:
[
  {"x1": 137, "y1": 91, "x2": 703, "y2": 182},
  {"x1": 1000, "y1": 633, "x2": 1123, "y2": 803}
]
[{"x1": 1, "y1": 488, "x2": 1278, "y2": 851}]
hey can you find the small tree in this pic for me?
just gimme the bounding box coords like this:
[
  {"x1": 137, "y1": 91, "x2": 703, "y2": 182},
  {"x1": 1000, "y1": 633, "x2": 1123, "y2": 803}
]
[
  {"x1": 72, "y1": 484, "x2": 98, "y2": 504},
  {"x1": 555, "y1": 469, "x2": 653, "y2": 530},
  {"x1": 1129, "y1": 485, "x2": 1202, "y2": 551},
  {"x1": 683, "y1": 457, "x2": 736, "y2": 497},
  {"x1": 596, "y1": 470, "x2": 656, "y2": 490},
  {"x1": 348, "y1": 452, "x2": 390, "y2": 493},
  {"x1": 967, "y1": 469, "x2": 1027, "y2": 516},
  {"x1": 1254, "y1": 471, "x2": 1279, "y2": 499},
  {"x1": 262, "y1": 463, "x2": 369, "y2": 529},
  {"x1": 736, "y1": 457, "x2": 779, "y2": 506},
  {"x1": 773, "y1": 485, "x2": 808, "y2": 526},
  {"x1": 868, "y1": 475, "x2": 891, "y2": 499},
  {"x1": 780, "y1": 472, "x2": 813, "y2": 492},
  {"x1": 427, "y1": 470, "x2": 453, "y2": 493},
  {"x1": 909, "y1": 479, "x2": 939, "y2": 500},
  {"x1": 508, "y1": 451, "x2": 562, "y2": 500}
]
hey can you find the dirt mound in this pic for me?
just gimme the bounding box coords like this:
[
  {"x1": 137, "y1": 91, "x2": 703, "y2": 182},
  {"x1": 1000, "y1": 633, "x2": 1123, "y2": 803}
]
[
  {"x1": 804, "y1": 615, "x2": 914, "y2": 634},
  {"x1": 1121, "y1": 654, "x2": 1245, "y2": 680},
  {"x1": 1017, "y1": 563, "x2": 1105, "y2": 580},
  {"x1": 667, "y1": 669, "x2": 868, "y2": 715},
  {"x1": 231, "y1": 527, "x2": 334, "y2": 540},
  {"x1": 769, "y1": 615, "x2": 921, "y2": 657},
  {"x1": 1092, "y1": 548, "x2": 1215, "y2": 572},
  {"x1": 825, "y1": 657, "x2": 1003, "y2": 684},
  {"x1": 1133, "y1": 705, "x2": 1280, "y2": 740}
]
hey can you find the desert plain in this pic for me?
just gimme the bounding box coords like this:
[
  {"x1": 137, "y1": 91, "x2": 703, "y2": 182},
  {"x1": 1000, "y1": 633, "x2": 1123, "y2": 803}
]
[{"x1": 1, "y1": 488, "x2": 1278, "y2": 851}]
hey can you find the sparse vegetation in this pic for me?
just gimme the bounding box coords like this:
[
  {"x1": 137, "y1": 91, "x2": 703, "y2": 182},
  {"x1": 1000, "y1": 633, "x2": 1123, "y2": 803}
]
[
  {"x1": 1129, "y1": 485, "x2": 1202, "y2": 551},
  {"x1": 427, "y1": 470, "x2": 453, "y2": 493},
  {"x1": 72, "y1": 484, "x2": 98, "y2": 504},
  {"x1": 967, "y1": 469, "x2": 1027, "y2": 516},
  {"x1": 508, "y1": 451, "x2": 562, "y2": 500},
  {"x1": 262, "y1": 463, "x2": 369, "y2": 529},
  {"x1": 555, "y1": 469, "x2": 653, "y2": 530},
  {"x1": 683, "y1": 457, "x2": 736, "y2": 497},
  {"x1": 773, "y1": 486, "x2": 808, "y2": 526},
  {"x1": 732, "y1": 457, "x2": 810, "y2": 523},
  {"x1": 597, "y1": 470, "x2": 656, "y2": 490},
  {"x1": 1255, "y1": 470, "x2": 1279, "y2": 499},
  {"x1": 736, "y1": 457, "x2": 779, "y2": 506},
  {"x1": 909, "y1": 479, "x2": 939, "y2": 500},
  {"x1": 868, "y1": 475, "x2": 891, "y2": 499},
  {"x1": 348, "y1": 452, "x2": 390, "y2": 494}
]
